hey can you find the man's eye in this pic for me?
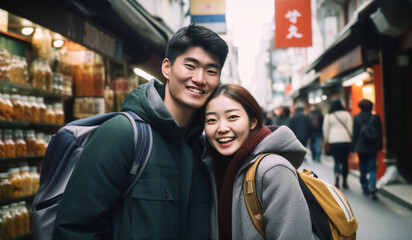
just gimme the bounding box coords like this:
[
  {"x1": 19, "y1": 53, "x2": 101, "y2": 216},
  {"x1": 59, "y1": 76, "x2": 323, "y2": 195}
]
[
  {"x1": 185, "y1": 64, "x2": 195, "y2": 69},
  {"x1": 207, "y1": 70, "x2": 218, "y2": 75}
]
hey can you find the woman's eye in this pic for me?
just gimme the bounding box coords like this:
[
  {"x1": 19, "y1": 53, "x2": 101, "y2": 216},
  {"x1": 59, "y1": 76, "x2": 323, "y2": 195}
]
[
  {"x1": 228, "y1": 115, "x2": 239, "y2": 120},
  {"x1": 206, "y1": 118, "x2": 216, "y2": 124}
]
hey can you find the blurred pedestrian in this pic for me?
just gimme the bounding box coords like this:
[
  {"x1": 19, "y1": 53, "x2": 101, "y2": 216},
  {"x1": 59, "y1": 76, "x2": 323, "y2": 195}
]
[
  {"x1": 323, "y1": 99, "x2": 353, "y2": 189},
  {"x1": 289, "y1": 105, "x2": 312, "y2": 149},
  {"x1": 353, "y1": 99, "x2": 382, "y2": 200},
  {"x1": 274, "y1": 106, "x2": 291, "y2": 126},
  {"x1": 309, "y1": 105, "x2": 324, "y2": 162}
]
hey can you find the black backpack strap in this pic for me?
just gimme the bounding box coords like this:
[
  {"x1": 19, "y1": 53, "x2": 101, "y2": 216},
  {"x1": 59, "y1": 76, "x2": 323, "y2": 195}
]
[
  {"x1": 297, "y1": 175, "x2": 333, "y2": 240},
  {"x1": 112, "y1": 111, "x2": 153, "y2": 240}
]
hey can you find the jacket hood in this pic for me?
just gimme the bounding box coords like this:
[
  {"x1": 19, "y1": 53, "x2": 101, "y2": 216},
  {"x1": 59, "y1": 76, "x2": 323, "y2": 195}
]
[
  {"x1": 120, "y1": 79, "x2": 204, "y2": 142},
  {"x1": 252, "y1": 125, "x2": 307, "y2": 169}
]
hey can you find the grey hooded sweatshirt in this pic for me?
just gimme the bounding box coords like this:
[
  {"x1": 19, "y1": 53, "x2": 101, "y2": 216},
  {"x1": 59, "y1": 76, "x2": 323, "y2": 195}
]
[{"x1": 202, "y1": 126, "x2": 315, "y2": 240}]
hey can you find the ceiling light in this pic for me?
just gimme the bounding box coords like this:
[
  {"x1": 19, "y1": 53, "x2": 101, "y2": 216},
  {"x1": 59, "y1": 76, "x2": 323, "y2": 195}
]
[
  {"x1": 53, "y1": 39, "x2": 64, "y2": 48},
  {"x1": 21, "y1": 27, "x2": 34, "y2": 35},
  {"x1": 133, "y1": 68, "x2": 154, "y2": 81}
]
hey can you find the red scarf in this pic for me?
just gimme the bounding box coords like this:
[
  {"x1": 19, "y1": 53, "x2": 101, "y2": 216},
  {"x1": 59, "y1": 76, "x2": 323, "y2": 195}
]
[{"x1": 215, "y1": 126, "x2": 272, "y2": 240}]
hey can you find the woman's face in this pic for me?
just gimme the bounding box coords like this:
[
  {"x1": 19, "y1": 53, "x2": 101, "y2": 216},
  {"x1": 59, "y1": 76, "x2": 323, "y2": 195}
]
[{"x1": 205, "y1": 95, "x2": 257, "y2": 156}]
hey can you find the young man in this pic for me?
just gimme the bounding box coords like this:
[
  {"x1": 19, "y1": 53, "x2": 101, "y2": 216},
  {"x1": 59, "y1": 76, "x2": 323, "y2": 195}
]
[{"x1": 53, "y1": 23, "x2": 228, "y2": 240}]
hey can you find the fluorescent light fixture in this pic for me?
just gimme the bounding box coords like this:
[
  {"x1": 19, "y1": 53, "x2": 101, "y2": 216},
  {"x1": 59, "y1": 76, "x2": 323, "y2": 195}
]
[
  {"x1": 342, "y1": 71, "x2": 371, "y2": 87},
  {"x1": 21, "y1": 27, "x2": 34, "y2": 35},
  {"x1": 53, "y1": 39, "x2": 64, "y2": 48},
  {"x1": 133, "y1": 68, "x2": 154, "y2": 81}
]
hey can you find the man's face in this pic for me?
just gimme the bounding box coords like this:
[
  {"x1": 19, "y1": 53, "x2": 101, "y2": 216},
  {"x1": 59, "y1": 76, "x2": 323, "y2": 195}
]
[{"x1": 162, "y1": 46, "x2": 221, "y2": 114}]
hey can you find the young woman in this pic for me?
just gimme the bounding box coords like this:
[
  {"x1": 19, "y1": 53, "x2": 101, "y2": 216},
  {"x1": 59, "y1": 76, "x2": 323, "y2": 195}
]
[
  {"x1": 322, "y1": 99, "x2": 353, "y2": 189},
  {"x1": 202, "y1": 84, "x2": 314, "y2": 240}
]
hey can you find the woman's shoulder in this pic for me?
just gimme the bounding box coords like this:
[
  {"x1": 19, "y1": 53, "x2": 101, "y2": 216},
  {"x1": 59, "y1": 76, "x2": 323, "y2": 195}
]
[{"x1": 255, "y1": 154, "x2": 296, "y2": 176}]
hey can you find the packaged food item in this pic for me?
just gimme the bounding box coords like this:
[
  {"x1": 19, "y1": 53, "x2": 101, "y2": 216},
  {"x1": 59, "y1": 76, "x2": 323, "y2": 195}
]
[
  {"x1": 14, "y1": 129, "x2": 27, "y2": 157},
  {"x1": 24, "y1": 130, "x2": 36, "y2": 156},
  {"x1": 31, "y1": 59, "x2": 45, "y2": 89},
  {"x1": 8, "y1": 168, "x2": 23, "y2": 198},
  {"x1": 19, "y1": 166, "x2": 32, "y2": 196},
  {"x1": 10, "y1": 202, "x2": 23, "y2": 237},
  {"x1": 54, "y1": 102, "x2": 64, "y2": 125},
  {"x1": 45, "y1": 104, "x2": 55, "y2": 124},
  {"x1": 2, "y1": 94, "x2": 14, "y2": 121},
  {"x1": 0, "y1": 130, "x2": 6, "y2": 158},
  {"x1": 29, "y1": 96, "x2": 40, "y2": 122},
  {"x1": 3, "y1": 129, "x2": 16, "y2": 158},
  {"x1": 2, "y1": 205, "x2": 15, "y2": 240},
  {"x1": 18, "y1": 201, "x2": 30, "y2": 234},
  {"x1": 10, "y1": 94, "x2": 24, "y2": 121},
  {"x1": 0, "y1": 48, "x2": 11, "y2": 81},
  {"x1": 30, "y1": 166, "x2": 40, "y2": 194},
  {"x1": 34, "y1": 132, "x2": 46, "y2": 156},
  {"x1": 20, "y1": 95, "x2": 31, "y2": 121},
  {"x1": 37, "y1": 97, "x2": 47, "y2": 123},
  {"x1": 0, "y1": 172, "x2": 13, "y2": 199},
  {"x1": 44, "y1": 62, "x2": 52, "y2": 91}
]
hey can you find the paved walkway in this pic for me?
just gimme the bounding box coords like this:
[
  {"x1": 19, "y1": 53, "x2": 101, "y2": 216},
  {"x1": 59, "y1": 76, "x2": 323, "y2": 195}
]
[{"x1": 320, "y1": 154, "x2": 412, "y2": 211}]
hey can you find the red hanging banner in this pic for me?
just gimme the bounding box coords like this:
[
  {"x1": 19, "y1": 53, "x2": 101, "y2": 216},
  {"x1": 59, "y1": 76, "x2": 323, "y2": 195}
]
[{"x1": 275, "y1": 0, "x2": 312, "y2": 48}]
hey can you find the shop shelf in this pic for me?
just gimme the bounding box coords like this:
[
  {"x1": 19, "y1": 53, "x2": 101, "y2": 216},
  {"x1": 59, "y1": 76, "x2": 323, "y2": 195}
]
[{"x1": 0, "y1": 80, "x2": 72, "y2": 100}]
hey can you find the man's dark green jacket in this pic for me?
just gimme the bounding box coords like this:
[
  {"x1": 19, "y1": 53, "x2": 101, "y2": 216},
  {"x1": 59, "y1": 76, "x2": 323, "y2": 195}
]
[{"x1": 53, "y1": 80, "x2": 212, "y2": 239}]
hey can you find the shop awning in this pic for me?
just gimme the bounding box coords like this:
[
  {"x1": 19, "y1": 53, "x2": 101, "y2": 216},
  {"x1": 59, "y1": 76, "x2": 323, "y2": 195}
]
[
  {"x1": 0, "y1": 0, "x2": 173, "y2": 66},
  {"x1": 306, "y1": 0, "x2": 380, "y2": 73}
]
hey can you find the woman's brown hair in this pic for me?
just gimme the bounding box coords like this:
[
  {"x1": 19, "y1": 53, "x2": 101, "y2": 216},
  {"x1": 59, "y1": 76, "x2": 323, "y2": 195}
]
[{"x1": 206, "y1": 83, "x2": 263, "y2": 129}]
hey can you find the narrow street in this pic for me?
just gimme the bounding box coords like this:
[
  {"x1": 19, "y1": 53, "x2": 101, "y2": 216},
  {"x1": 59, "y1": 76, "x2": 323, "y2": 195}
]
[{"x1": 300, "y1": 155, "x2": 412, "y2": 240}]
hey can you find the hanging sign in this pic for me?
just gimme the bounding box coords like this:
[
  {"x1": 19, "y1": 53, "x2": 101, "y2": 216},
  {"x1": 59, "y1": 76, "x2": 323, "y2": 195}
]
[
  {"x1": 275, "y1": 0, "x2": 312, "y2": 48},
  {"x1": 190, "y1": 0, "x2": 226, "y2": 34}
]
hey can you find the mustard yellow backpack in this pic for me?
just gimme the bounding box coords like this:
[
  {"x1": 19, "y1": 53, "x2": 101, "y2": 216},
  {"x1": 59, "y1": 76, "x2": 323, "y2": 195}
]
[{"x1": 243, "y1": 153, "x2": 358, "y2": 239}]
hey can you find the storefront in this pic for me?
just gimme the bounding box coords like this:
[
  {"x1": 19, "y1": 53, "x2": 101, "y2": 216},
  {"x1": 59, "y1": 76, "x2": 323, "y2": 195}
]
[
  {"x1": 300, "y1": 0, "x2": 412, "y2": 183},
  {"x1": 0, "y1": 1, "x2": 172, "y2": 238}
]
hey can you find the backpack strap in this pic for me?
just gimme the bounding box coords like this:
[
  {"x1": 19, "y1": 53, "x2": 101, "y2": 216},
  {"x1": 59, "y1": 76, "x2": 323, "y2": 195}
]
[
  {"x1": 243, "y1": 153, "x2": 271, "y2": 236},
  {"x1": 112, "y1": 111, "x2": 153, "y2": 240}
]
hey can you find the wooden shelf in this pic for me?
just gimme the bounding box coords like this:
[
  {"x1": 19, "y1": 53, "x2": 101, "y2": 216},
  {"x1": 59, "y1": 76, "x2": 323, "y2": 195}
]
[{"x1": 0, "y1": 80, "x2": 72, "y2": 100}]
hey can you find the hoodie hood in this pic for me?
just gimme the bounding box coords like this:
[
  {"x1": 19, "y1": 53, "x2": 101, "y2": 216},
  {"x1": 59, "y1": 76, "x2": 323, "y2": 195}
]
[
  {"x1": 121, "y1": 79, "x2": 204, "y2": 142},
  {"x1": 252, "y1": 125, "x2": 307, "y2": 169}
]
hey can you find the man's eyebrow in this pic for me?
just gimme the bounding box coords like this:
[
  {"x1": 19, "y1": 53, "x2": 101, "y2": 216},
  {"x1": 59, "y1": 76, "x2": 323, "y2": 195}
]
[{"x1": 184, "y1": 57, "x2": 220, "y2": 70}]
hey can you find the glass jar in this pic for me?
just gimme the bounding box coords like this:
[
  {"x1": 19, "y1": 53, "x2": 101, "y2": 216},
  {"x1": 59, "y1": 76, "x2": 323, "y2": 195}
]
[
  {"x1": 45, "y1": 104, "x2": 55, "y2": 124},
  {"x1": 34, "y1": 132, "x2": 46, "y2": 156},
  {"x1": 14, "y1": 129, "x2": 27, "y2": 157},
  {"x1": 20, "y1": 95, "x2": 31, "y2": 121},
  {"x1": 0, "y1": 130, "x2": 5, "y2": 158},
  {"x1": 44, "y1": 61, "x2": 52, "y2": 92},
  {"x1": 18, "y1": 201, "x2": 30, "y2": 234},
  {"x1": 29, "y1": 96, "x2": 40, "y2": 122},
  {"x1": 9, "y1": 168, "x2": 23, "y2": 198},
  {"x1": 10, "y1": 202, "x2": 23, "y2": 237},
  {"x1": 0, "y1": 48, "x2": 11, "y2": 81},
  {"x1": 37, "y1": 97, "x2": 47, "y2": 123},
  {"x1": 19, "y1": 166, "x2": 31, "y2": 196},
  {"x1": 0, "y1": 93, "x2": 6, "y2": 120},
  {"x1": 21, "y1": 56, "x2": 29, "y2": 85},
  {"x1": 10, "y1": 94, "x2": 23, "y2": 121},
  {"x1": 3, "y1": 129, "x2": 15, "y2": 158},
  {"x1": 0, "y1": 172, "x2": 12, "y2": 199},
  {"x1": 3, "y1": 94, "x2": 14, "y2": 121},
  {"x1": 54, "y1": 103, "x2": 64, "y2": 125},
  {"x1": 2, "y1": 205, "x2": 15, "y2": 240},
  {"x1": 24, "y1": 130, "x2": 36, "y2": 156},
  {"x1": 30, "y1": 167, "x2": 40, "y2": 195}
]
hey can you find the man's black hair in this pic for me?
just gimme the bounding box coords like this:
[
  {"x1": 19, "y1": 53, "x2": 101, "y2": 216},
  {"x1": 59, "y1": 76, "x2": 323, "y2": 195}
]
[{"x1": 165, "y1": 23, "x2": 229, "y2": 69}]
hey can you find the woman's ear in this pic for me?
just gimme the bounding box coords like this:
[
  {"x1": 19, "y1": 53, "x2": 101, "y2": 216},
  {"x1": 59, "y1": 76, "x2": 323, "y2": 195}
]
[{"x1": 250, "y1": 118, "x2": 258, "y2": 130}]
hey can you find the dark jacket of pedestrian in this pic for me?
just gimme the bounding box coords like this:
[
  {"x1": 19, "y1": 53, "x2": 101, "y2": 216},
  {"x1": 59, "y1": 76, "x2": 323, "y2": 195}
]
[
  {"x1": 289, "y1": 107, "x2": 312, "y2": 146},
  {"x1": 353, "y1": 108, "x2": 383, "y2": 154},
  {"x1": 309, "y1": 108, "x2": 323, "y2": 135}
]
